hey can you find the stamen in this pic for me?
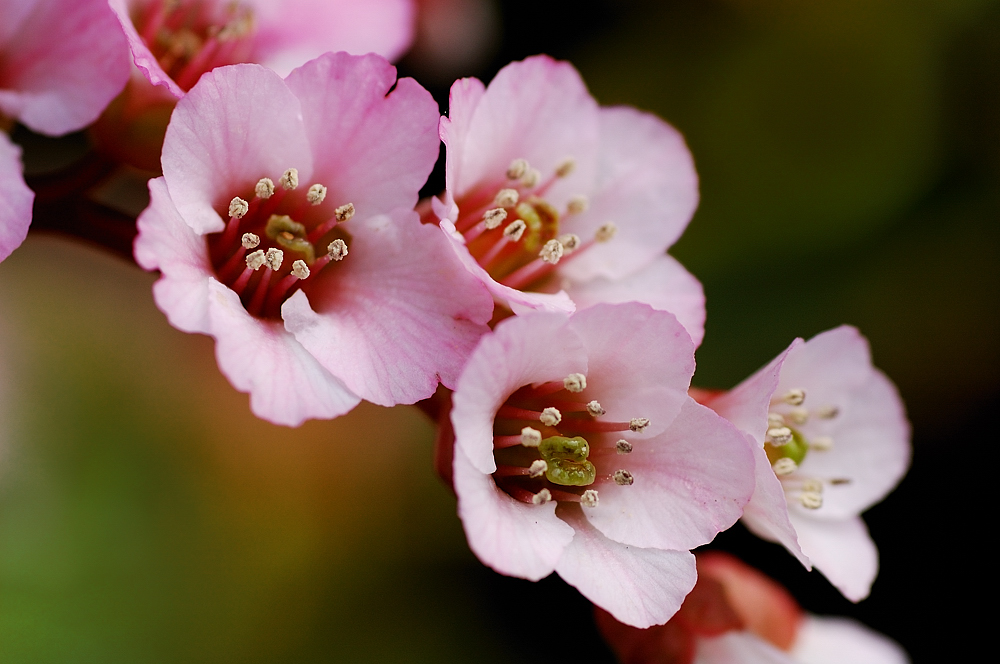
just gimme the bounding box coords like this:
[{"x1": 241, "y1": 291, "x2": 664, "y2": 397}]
[
  {"x1": 563, "y1": 373, "x2": 587, "y2": 393},
  {"x1": 581, "y1": 489, "x2": 599, "y2": 508},
  {"x1": 773, "y1": 458, "x2": 798, "y2": 476},
  {"x1": 810, "y1": 436, "x2": 833, "y2": 451},
  {"x1": 327, "y1": 239, "x2": 348, "y2": 261},
  {"x1": 521, "y1": 427, "x2": 542, "y2": 447},
  {"x1": 595, "y1": 223, "x2": 617, "y2": 242},
  {"x1": 229, "y1": 197, "x2": 249, "y2": 218},
  {"x1": 520, "y1": 168, "x2": 541, "y2": 188},
  {"x1": 613, "y1": 470, "x2": 634, "y2": 486},
  {"x1": 816, "y1": 405, "x2": 840, "y2": 419},
  {"x1": 528, "y1": 460, "x2": 548, "y2": 478},
  {"x1": 280, "y1": 168, "x2": 299, "y2": 190},
  {"x1": 558, "y1": 234, "x2": 581, "y2": 252},
  {"x1": 242, "y1": 233, "x2": 260, "y2": 249},
  {"x1": 800, "y1": 492, "x2": 823, "y2": 509},
  {"x1": 494, "y1": 188, "x2": 519, "y2": 208},
  {"x1": 246, "y1": 249, "x2": 266, "y2": 270},
  {"x1": 586, "y1": 401, "x2": 605, "y2": 417},
  {"x1": 780, "y1": 388, "x2": 806, "y2": 406},
  {"x1": 767, "y1": 413, "x2": 786, "y2": 428},
  {"x1": 506, "y1": 158, "x2": 529, "y2": 180},
  {"x1": 629, "y1": 418, "x2": 650, "y2": 432},
  {"x1": 540, "y1": 407, "x2": 562, "y2": 427},
  {"x1": 502, "y1": 219, "x2": 526, "y2": 241},
  {"x1": 483, "y1": 208, "x2": 507, "y2": 229},
  {"x1": 335, "y1": 203, "x2": 355, "y2": 222},
  {"x1": 532, "y1": 488, "x2": 553, "y2": 505},
  {"x1": 767, "y1": 427, "x2": 793, "y2": 445},
  {"x1": 567, "y1": 195, "x2": 588, "y2": 215},
  {"x1": 801, "y1": 479, "x2": 824, "y2": 493},
  {"x1": 306, "y1": 184, "x2": 327, "y2": 205},
  {"x1": 291, "y1": 260, "x2": 310, "y2": 279},
  {"x1": 555, "y1": 159, "x2": 575, "y2": 178},
  {"x1": 264, "y1": 247, "x2": 283, "y2": 271},
  {"x1": 540, "y1": 239, "x2": 564, "y2": 264},
  {"x1": 616, "y1": 440, "x2": 633, "y2": 455},
  {"x1": 788, "y1": 407, "x2": 809, "y2": 425}
]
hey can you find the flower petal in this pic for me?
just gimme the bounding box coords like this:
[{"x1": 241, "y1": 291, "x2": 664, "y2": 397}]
[
  {"x1": 0, "y1": 134, "x2": 32, "y2": 264},
  {"x1": 108, "y1": 0, "x2": 185, "y2": 98},
  {"x1": 788, "y1": 514, "x2": 878, "y2": 602},
  {"x1": 440, "y1": 76, "x2": 486, "y2": 195},
  {"x1": 791, "y1": 615, "x2": 910, "y2": 664},
  {"x1": 694, "y1": 632, "x2": 798, "y2": 664}
]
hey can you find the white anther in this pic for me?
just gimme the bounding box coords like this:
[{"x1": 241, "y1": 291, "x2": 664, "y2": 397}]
[
  {"x1": 327, "y1": 239, "x2": 348, "y2": 261},
  {"x1": 555, "y1": 158, "x2": 575, "y2": 178},
  {"x1": 540, "y1": 239, "x2": 564, "y2": 264},
  {"x1": 581, "y1": 489, "x2": 599, "y2": 508},
  {"x1": 629, "y1": 418, "x2": 650, "y2": 432},
  {"x1": 246, "y1": 250, "x2": 266, "y2": 270},
  {"x1": 767, "y1": 413, "x2": 786, "y2": 428},
  {"x1": 772, "y1": 458, "x2": 798, "y2": 476},
  {"x1": 595, "y1": 223, "x2": 617, "y2": 242},
  {"x1": 528, "y1": 460, "x2": 548, "y2": 478},
  {"x1": 567, "y1": 195, "x2": 588, "y2": 215},
  {"x1": 781, "y1": 388, "x2": 806, "y2": 406},
  {"x1": 229, "y1": 196, "x2": 248, "y2": 218},
  {"x1": 613, "y1": 469, "x2": 634, "y2": 486},
  {"x1": 563, "y1": 373, "x2": 587, "y2": 393},
  {"x1": 521, "y1": 427, "x2": 542, "y2": 447},
  {"x1": 801, "y1": 478, "x2": 824, "y2": 493},
  {"x1": 255, "y1": 178, "x2": 275, "y2": 199},
  {"x1": 810, "y1": 436, "x2": 833, "y2": 451},
  {"x1": 494, "y1": 188, "x2": 519, "y2": 208},
  {"x1": 816, "y1": 405, "x2": 840, "y2": 419},
  {"x1": 788, "y1": 408, "x2": 809, "y2": 425},
  {"x1": 483, "y1": 208, "x2": 507, "y2": 229},
  {"x1": 558, "y1": 234, "x2": 581, "y2": 252},
  {"x1": 503, "y1": 219, "x2": 526, "y2": 241},
  {"x1": 241, "y1": 233, "x2": 260, "y2": 249},
  {"x1": 767, "y1": 427, "x2": 793, "y2": 445},
  {"x1": 540, "y1": 407, "x2": 562, "y2": 427},
  {"x1": 264, "y1": 247, "x2": 283, "y2": 271},
  {"x1": 532, "y1": 488, "x2": 552, "y2": 505},
  {"x1": 616, "y1": 439, "x2": 633, "y2": 455},
  {"x1": 506, "y1": 158, "x2": 529, "y2": 180},
  {"x1": 586, "y1": 400, "x2": 605, "y2": 417},
  {"x1": 280, "y1": 168, "x2": 299, "y2": 189},
  {"x1": 800, "y1": 491, "x2": 823, "y2": 509},
  {"x1": 520, "y1": 168, "x2": 541, "y2": 188},
  {"x1": 334, "y1": 203, "x2": 355, "y2": 222},
  {"x1": 291, "y1": 260, "x2": 310, "y2": 279},
  {"x1": 306, "y1": 184, "x2": 327, "y2": 205}
]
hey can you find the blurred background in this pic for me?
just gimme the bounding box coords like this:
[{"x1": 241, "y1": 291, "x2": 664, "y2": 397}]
[{"x1": 1, "y1": 0, "x2": 996, "y2": 661}]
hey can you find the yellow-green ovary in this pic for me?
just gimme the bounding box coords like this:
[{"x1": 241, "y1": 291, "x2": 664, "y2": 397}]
[{"x1": 539, "y1": 435, "x2": 596, "y2": 487}]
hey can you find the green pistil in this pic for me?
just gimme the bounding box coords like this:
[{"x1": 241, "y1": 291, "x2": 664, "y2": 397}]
[
  {"x1": 766, "y1": 429, "x2": 809, "y2": 467},
  {"x1": 266, "y1": 214, "x2": 316, "y2": 264},
  {"x1": 539, "y1": 436, "x2": 596, "y2": 487}
]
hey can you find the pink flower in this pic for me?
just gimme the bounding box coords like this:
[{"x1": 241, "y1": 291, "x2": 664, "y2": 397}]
[
  {"x1": 134, "y1": 52, "x2": 493, "y2": 426},
  {"x1": 0, "y1": 0, "x2": 129, "y2": 135},
  {"x1": 0, "y1": 134, "x2": 32, "y2": 263},
  {"x1": 434, "y1": 55, "x2": 705, "y2": 344},
  {"x1": 450, "y1": 302, "x2": 754, "y2": 627},
  {"x1": 702, "y1": 326, "x2": 911, "y2": 601},
  {"x1": 110, "y1": 0, "x2": 416, "y2": 98}
]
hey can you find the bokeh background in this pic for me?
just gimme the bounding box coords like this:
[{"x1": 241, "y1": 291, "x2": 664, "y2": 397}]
[{"x1": 1, "y1": 0, "x2": 996, "y2": 661}]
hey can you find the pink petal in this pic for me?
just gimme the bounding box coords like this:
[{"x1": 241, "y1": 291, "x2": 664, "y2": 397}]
[
  {"x1": 0, "y1": 0, "x2": 129, "y2": 134},
  {"x1": 564, "y1": 254, "x2": 705, "y2": 347},
  {"x1": 586, "y1": 398, "x2": 755, "y2": 551},
  {"x1": 554, "y1": 504, "x2": 697, "y2": 629},
  {"x1": 558, "y1": 105, "x2": 699, "y2": 283},
  {"x1": 791, "y1": 615, "x2": 909, "y2": 664},
  {"x1": 107, "y1": 0, "x2": 185, "y2": 99},
  {"x1": 741, "y1": 440, "x2": 811, "y2": 569},
  {"x1": 207, "y1": 279, "x2": 360, "y2": 426},
  {"x1": 0, "y1": 133, "x2": 32, "y2": 263},
  {"x1": 162, "y1": 63, "x2": 313, "y2": 235},
  {"x1": 284, "y1": 52, "x2": 439, "y2": 219},
  {"x1": 439, "y1": 76, "x2": 486, "y2": 195},
  {"x1": 281, "y1": 209, "x2": 493, "y2": 408},
  {"x1": 789, "y1": 514, "x2": 878, "y2": 602},
  {"x1": 695, "y1": 632, "x2": 798, "y2": 664},
  {"x1": 454, "y1": 445, "x2": 574, "y2": 581}
]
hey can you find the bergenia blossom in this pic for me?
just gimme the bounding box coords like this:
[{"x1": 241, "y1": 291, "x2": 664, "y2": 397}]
[
  {"x1": 110, "y1": 0, "x2": 416, "y2": 98},
  {"x1": 596, "y1": 552, "x2": 909, "y2": 664},
  {"x1": 700, "y1": 326, "x2": 911, "y2": 601},
  {"x1": 450, "y1": 302, "x2": 754, "y2": 627},
  {"x1": 0, "y1": 134, "x2": 32, "y2": 264},
  {"x1": 433, "y1": 55, "x2": 705, "y2": 344},
  {"x1": 0, "y1": 0, "x2": 129, "y2": 135},
  {"x1": 134, "y1": 52, "x2": 493, "y2": 426}
]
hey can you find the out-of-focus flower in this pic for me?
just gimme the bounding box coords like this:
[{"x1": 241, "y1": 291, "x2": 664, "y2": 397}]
[
  {"x1": 596, "y1": 552, "x2": 909, "y2": 664},
  {"x1": 134, "y1": 52, "x2": 492, "y2": 426},
  {"x1": 450, "y1": 303, "x2": 753, "y2": 627},
  {"x1": 432, "y1": 56, "x2": 704, "y2": 344},
  {"x1": 700, "y1": 327, "x2": 911, "y2": 601},
  {"x1": 0, "y1": 0, "x2": 129, "y2": 135},
  {"x1": 0, "y1": 134, "x2": 32, "y2": 263}
]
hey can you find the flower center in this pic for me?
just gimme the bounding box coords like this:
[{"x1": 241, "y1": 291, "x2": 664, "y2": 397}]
[
  {"x1": 490, "y1": 373, "x2": 647, "y2": 507},
  {"x1": 452, "y1": 158, "x2": 615, "y2": 292},
  {"x1": 207, "y1": 169, "x2": 354, "y2": 320},
  {"x1": 132, "y1": 0, "x2": 256, "y2": 91}
]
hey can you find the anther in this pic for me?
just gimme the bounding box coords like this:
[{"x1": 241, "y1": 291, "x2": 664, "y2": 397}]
[
  {"x1": 241, "y1": 233, "x2": 260, "y2": 249},
  {"x1": 558, "y1": 234, "x2": 581, "y2": 252},
  {"x1": 816, "y1": 405, "x2": 840, "y2": 419},
  {"x1": 595, "y1": 223, "x2": 617, "y2": 242},
  {"x1": 280, "y1": 168, "x2": 299, "y2": 190},
  {"x1": 335, "y1": 203, "x2": 355, "y2": 222},
  {"x1": 291, "y1": 260, "x2": 310, "y2": 279},
  {"x1": 801, "y1": 479, "x2": 824, "y2": 493},
  {"x1": 586, "y1": 401, "x2": 605, "y2": 417},
  {"x1": 540, "y1": 407, "x2": 562, "y2": 427},
  {"x1": 521, "y1": 427, "x2": 542, "y2": 447},
  {"x1": 327, "y1": 239, "x2": 348, "y2": 261},
  {"x1": 781, "y1": 388, "x2": 806, "y2": 406},
  {"x1": 613, "y1": 469, "x2": 634, "y2": 486},
  {"x1": 563, "y1": 373, "x2": 587, "y2": 393},
  {"x1": 555, "y1": 158, "x2": 575, "y2": 178},
  {"x1": 495, "y1": 188, "x2": 519, "y2": 208},
  {"x1": 567, "y1": 195, "x2": 588, "y2": 215},
  {"x1": 246, "y1": 250, "x2": 266, "y2": 270},
  {"x1": 483, "y1": 208, "x2": 507, "y2": 229},
  {"x1": 229, "y1": 197, "x2": 248, "y2": 218},
  {"x1": 255, "y1": 178, "x2": 275, "y2": 199},
  {"x1": 788, "y1": 408, "x2": 809, "y2": 425},
  {"x1": 265, "y1": 247, "x2": 283, "y2": 271},
  {"x1": 540, "y1": 239, "x2": 564, "y2": 264},
  {"x1": 629, "y1": 418, "x2": 650, "y2": 432},
  {"x1": 506, "y1": 158, "x2": 529, "y2": 180},
  {"x1": 767, "y1": 413, "x2": 786, "y2": 428},
  {"x1": 581, "y1": 490, "x2": 599, "y2": 508},
  {"x1": 800, "y1": 492, "x2": 823, "y2": 509},
  {"x1": 767, "y1": 427, "x2": 793, "y2": 445},
  {"x1": 616, "y1": 440, "x2": 633, "y2": 455},
  {"x1": 528, "y1": 460, "x2": 548, "y2": 478},
  {"x1": 520, "y1": 168, "x2": 541, "y2": 188},
  {"x1": 810, "y1": 436, "x2": 833, "y2": 451},
  {"x1": 306, "y1": 184, "x2": 327, "y2": 205},
  {"x1": 773, "y1": 458, "x2": 798, "y2": 476},
  {"x1": 532, "y1": 488, "x2": 552, "y2": 505},
  {"x1": 503, "y1": 219, "x2": 526, "y2": 241}
]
